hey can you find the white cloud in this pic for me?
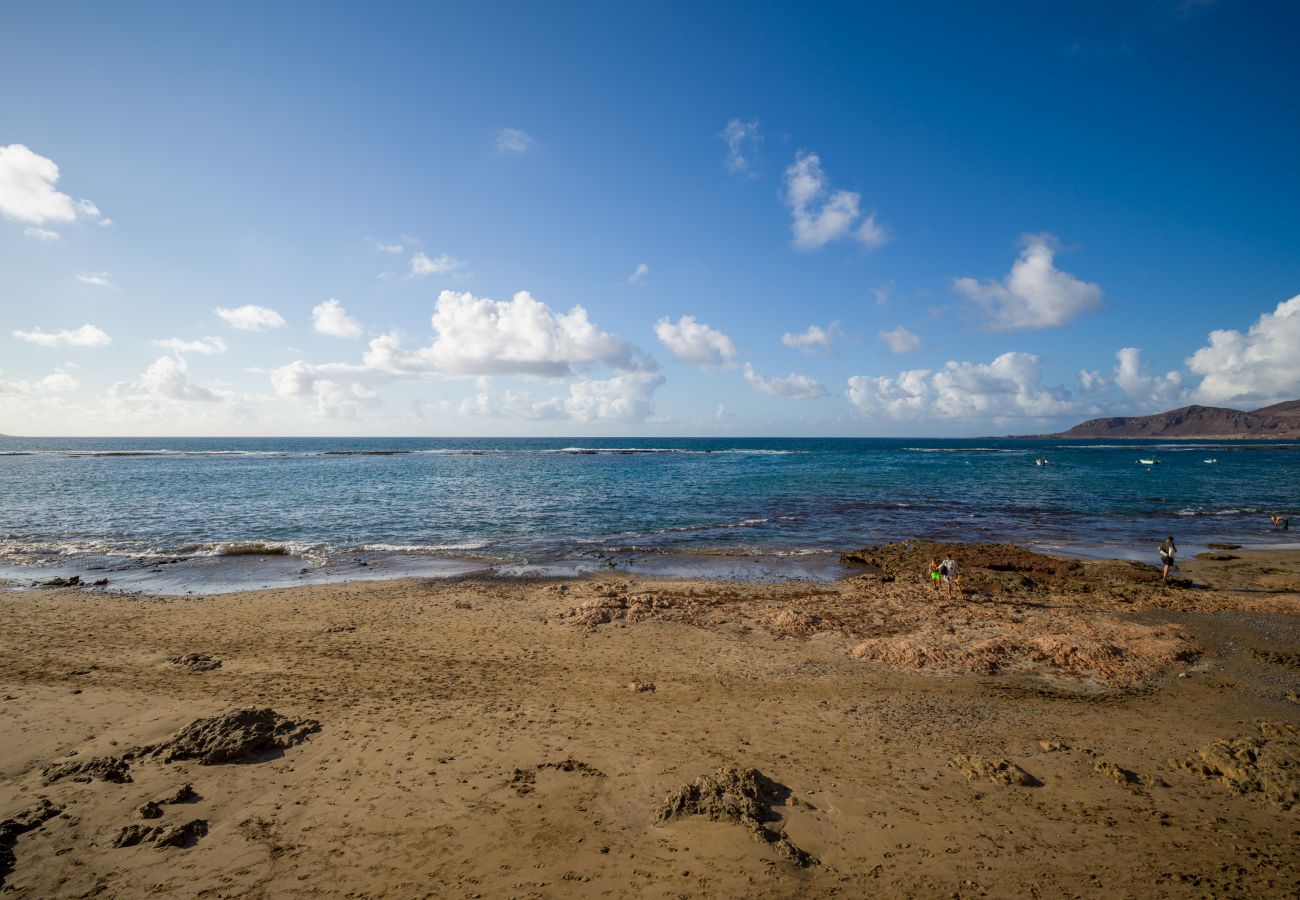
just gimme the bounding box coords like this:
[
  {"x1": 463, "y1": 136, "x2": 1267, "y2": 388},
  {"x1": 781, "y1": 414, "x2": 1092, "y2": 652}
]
[
  {"x1": 783, "y1": 151, "x2": 887, "y2": 251},
  {"x1": 312, "y1": 298, "x2": 363, "y2": 339},
  {"x1": 654, "y1": 315, "x2": 737, "y2": 368},
  {"x1": 847, "y1": 351, "x2": 1079, "y2": 421},
  {"x1": 153, "y1": 336, "x2": 227, "y2": 355},
  {"x1": 130, "y1": 353, "x2": 227, "y2": 403},
  {"x1": 75, "y1": 271, "x2": 112, "y2": 288},
  {"x1": 743, "y1": 364, "x2": 828, "y2": 399},
  {"x1": 627, "y1": 262, "x2": 650, "y2": 285},
  {"x1": 0, "y1": 368, "x2": 79, "y2": 396},
  {"x1": 1112, "y1": 346, "x2": 1182, "y2": 407},
  {"x1": 877, "y1": 325, "x2": 921, "y2": 354},
  {"x1": 13, "y1": 323, "x2": 111, "y2": 347},
  {"x1": 24, "y1": 227, "x2": 60, "y2": 241},
  {"x1": 460, "y1": 372, "x2": 666, "y2": 424},
  {"x1": 720, "y1": 119, "x2": 761, "y2": 175},
  {"x1": 781, "y1": 322, "x2": 838, "y2": 355},
  {"x1": 496, "y1": 127, "x2": 536, "y2": 154},
  {"x1": 374, "y1": 241, "x2": 404, "y2": 254},
  {"x1": 410, "y1": 251, "x2": 466, "y2": 278},
  {"x1": 873, "y1": 281, "x2": 894, "y2": 307},
  {"x1": 270, "y1": 362, "x2": 382, "y2": 418},
  {"x1": 430, "y1": 289, "x2": 636, "y2": 377},
  {"x1": 0, "y1": 144, "x2": 102, "y2": 226},
  {"x1": 215, "y1": 304, "x2": 286, "y2": 331},
  {"x1": 97, "y1": 217, "x2": 113, "y2": 227},
  {"x1": 565, "y1": 371, "x2": 665, "y2": 422},
  {"x1": 953, "y1": 234, "x2": 1102, "y2": 331},
  {"x1": 1186, "y1": 294, "x2": 1300, "y2": 406}
]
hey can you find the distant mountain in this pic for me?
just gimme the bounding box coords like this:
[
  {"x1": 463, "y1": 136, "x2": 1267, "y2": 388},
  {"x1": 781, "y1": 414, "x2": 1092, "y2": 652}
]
[{"x1": 1039, "y1": 401, "x2": 1300, "y2": 439}]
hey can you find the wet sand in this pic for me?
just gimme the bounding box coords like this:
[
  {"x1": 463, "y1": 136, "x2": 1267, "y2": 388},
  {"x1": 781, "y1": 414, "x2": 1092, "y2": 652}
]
[{"x1": 1, "y1": 546, "x2": 1298, "y2": 898}]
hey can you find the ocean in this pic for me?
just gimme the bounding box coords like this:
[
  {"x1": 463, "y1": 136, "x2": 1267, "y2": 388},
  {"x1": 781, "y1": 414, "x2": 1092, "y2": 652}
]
[{"x1": 1, "y1": 436, "x2": 1297, "y2": 591}]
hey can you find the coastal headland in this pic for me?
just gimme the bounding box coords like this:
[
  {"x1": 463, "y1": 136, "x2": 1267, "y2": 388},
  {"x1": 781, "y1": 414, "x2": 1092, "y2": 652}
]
[{"x1": 2, "y1": 544, "x2": 1298, "y2": 898}]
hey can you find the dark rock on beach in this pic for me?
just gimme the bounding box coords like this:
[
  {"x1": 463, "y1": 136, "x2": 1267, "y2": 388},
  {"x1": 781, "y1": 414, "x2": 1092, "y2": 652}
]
[{"x1": 130, "y1": 707, "x2": 320, "y2": 765}]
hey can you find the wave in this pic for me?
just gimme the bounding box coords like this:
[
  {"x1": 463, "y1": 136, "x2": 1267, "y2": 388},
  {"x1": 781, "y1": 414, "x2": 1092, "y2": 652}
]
[
  {"x1": 903, "y1": 447, "x2": 1025, "y2": 453},
  {"x1": 549, "y1": 447, "x2": 803, "y2": 456},
  {"x1": 1175, "y1": 507, "x2": 1263, "y2": 517}
]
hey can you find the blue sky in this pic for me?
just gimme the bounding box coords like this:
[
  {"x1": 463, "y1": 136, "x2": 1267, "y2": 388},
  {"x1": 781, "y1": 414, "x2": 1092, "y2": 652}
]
[{"x1": 2, "y1": 0, "x2": 1297, "y2": 436}]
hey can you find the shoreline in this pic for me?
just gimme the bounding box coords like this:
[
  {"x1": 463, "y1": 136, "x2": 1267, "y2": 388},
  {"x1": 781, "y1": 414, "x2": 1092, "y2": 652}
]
[{"x1": 2, "y1": 544, "x2": 1298, "y2": 896}]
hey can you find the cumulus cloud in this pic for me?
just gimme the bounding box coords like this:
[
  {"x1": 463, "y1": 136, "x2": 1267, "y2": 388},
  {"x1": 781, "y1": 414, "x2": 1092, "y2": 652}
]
[
  {"x1": 565, "y1": 371, "x2": 665, "y2": 422},
  {"x1": 783, "y1": 151, "x2": 887, "y2": 251},
  {"x1": 953, "y1": 234, "x2": 1102, "y2": 331},
  {"x1": 847, "y1": 352, "x2": 1079, "y2": 421},
  {"x1": 136, "y1": 355, "x2": 227, "y2": 402},
  {"x1": 410, "y1": 251, "x2": 466, "y2": 278},
  {"x1": 460, "y1": 372, "x2": 666, "y2": 424},
  {"x1": 0, "y1": 368, "x2": 79, "y2": 396},
  {"x1": 430, "y1": 290, "x2": 636, "y2": 377},
  {"x1": 13, "y1": 323, "x2": 111, "y2": 347},
  {"x1": 877, "y1": 325, "x2": 921, "y2": 355},
  {"x1": 1112, "y1": 346, "x2": 1183, "y2": 407},
  {"x1": 743, "y1": 364, "x2": 828, "y2": 399},
  {"x1": 0, "y1": 144, "x2": 104, "y2": 227},
  {"x1": 312, "y1": 298, "x2": 363, "y2": 338},
  {"x1": 720, "y1": 119, "x2": 761, "y2": 175},
  {"x1": 654, "y1": 315, "x2": 737, "y2": 368},
  {"x1": 75, "y1": 271, "x2": 112, "y2": 288},
  {"x1": 215, "y1": 304, "x2": 286, "y2": 331},
  {"x1": 627, "y1": 262, "x2": 650, "y2": 285},
  {"x1": 1186, "y1": 294, "x2": 1300, "y2": 407},
  {"x1": 781, "y1": 322, "x2": 838, "y2": 355},
  {"x1": 24, "y1": 227, "x2": 60, "y2": 241},
  {"x1": 496, "y1": 127, "x2": 535, "y2": 154},
  {"x1": 153, "y1": 336, "x2": 227, "y2": 355},
  {"x1": 373, "y1": 240, "x2": 404, "y2": 254}
]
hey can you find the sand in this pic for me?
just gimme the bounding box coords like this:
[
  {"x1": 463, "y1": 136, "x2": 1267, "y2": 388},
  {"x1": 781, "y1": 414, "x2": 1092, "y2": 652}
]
[{"x1": 1, "y1": 546, "x2": 1298, "y2": 898}]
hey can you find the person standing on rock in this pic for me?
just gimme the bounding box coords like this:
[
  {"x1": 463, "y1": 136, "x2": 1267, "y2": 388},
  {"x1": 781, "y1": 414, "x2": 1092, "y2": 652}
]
[
  {"x1": 939, "y1": 556, "x2": 959, "y2": 600},
  {"x1": 1159, "y1": 536, "x2": 1177, "y2": 582}
]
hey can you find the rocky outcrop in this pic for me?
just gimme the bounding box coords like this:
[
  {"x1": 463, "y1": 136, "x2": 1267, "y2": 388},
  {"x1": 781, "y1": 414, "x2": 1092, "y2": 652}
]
[
  {"x1": 130, "y1": 707, "x2": 319, "y2": 765},
  {"x1": 656, "y1": 767, "x2": 815, "y2": 867},
  {"x1": 1039, "y1": 401, "x2": 1300, "y2": 439}
]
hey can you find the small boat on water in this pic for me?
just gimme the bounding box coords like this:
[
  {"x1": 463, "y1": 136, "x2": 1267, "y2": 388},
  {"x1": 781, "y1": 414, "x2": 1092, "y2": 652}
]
[
  {"x1": 1204, "y1": 458, "x2": 1218, "y2": 464},
  {"x1": 1034, "y1": 458, "x2": 1049, "y2": 466},
  {"x1": 1138, "y1": 458, "x2": 1160, "y2": 465}
]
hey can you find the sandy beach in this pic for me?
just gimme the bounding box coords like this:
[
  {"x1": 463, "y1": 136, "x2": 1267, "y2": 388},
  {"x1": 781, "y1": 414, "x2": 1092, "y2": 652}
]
[{"x1": 2, "y1": 544, "x2": 1298, "y2": 899}]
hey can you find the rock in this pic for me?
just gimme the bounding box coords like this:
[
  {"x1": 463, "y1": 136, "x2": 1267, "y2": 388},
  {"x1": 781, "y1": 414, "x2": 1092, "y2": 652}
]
[
  {"x1": 1196, "y1": 553, "x2": 1238, "y2": 561},
  {"x1": 37, "y1": 575, "x2": 81, "y2": 588},
  {"x1": 951, "y1": 754, "x2": 1041, "y2": 787},
  {"x1": 91, "y1": 578, "x2": 109, "y2": 586},
  {"x1": 167, "y1": 653, "x2": 222, "y2": 672},
  {"x1": 1253, "y1": 650, "x2": 1300, "y2": 669},
  {"x1": 1093, "y1": 761, "x2": 1144, "y2": 787},
  {"x1": 1, "y1": 799, "x2": 63, "y2": 888},
  {"x1": 41, "y1": 755, "x2": 132, "y2": 785},
  {"x1": 112, "y1": 819, "x2": 207, "y2": 849},
  {"x1": 160, "y1": 783, "x2": 198, "y2": 804},
  {"x1": 656, "y1": 767, "x2": 816, "y2": 868},
  {"x1": 1206, "y1": 543, "x2": 1242, "y2": 550},
  {"x1": 136, "y1": 801, "x2": 163, "y2": 820},
  {"x1": 1039, "y1": 741, "x2": 1070, "y2": 752},
  {"x1": 1171, "y1": 721, "x2": 1300, "y2": 810},
  {"x1": 130, "y1": 707, "x2": 320, "y2": 766},
  {"x1": 629, "y1": 680, "x2": 656, "y2": 693}
]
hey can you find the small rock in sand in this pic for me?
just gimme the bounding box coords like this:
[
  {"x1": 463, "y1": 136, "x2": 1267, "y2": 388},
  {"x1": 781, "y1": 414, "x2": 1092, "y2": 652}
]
[
  {"x1": 951, "y1": 754, "x2": 1041, "y2": 787},
  {"x1": 113, "y1": 819, "x2": 208, "y2": 849},
  {"x1": 1039, "y1": 740, "x2": 1070, "y2": 752},
  {"x1": 629, "y1": 680, "x2": 656, "y2": 693},
  {"x1": 130, "y1": 707, "x2": 320, "y2": 766},
  {"x1": 656, "y1": 767, "x2": 816, "y2": 868},
  {"x1": 1171, "y1": 720, "x2": 1300, "y2": 810},
  {"x1": 167, "y1": 653, "x2": 222, "y2": 672},
  {"x1": 1, "y1": 799, "x2": 63, "y2": 888},
  {"x1": 1093, "y1": 760, "x2": 1145, "y2": 787},
  {"x1": 41, "y1": 755, "x2": 132, "y2": 786}
]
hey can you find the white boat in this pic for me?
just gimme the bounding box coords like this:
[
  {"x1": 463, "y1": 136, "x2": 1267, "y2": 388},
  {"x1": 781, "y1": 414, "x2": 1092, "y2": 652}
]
[
  {"x1": 1138, "y1": 458, "x2": 1159, "y2": 465},
  {"x1": 1204, "y1": 458, "x2": 1217, "y2": 464},
  {"x1": 1035, "y1": 458, "x2": 1049, "y2": 466}
]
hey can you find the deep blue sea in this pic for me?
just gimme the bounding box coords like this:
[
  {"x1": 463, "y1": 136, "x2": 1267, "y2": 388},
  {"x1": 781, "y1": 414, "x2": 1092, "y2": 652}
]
[{"x1": 1, "y1": 436, "x2": 1297, "y2": 591}]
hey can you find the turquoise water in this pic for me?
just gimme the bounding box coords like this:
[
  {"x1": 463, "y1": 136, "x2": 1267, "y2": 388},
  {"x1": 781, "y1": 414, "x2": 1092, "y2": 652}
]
[{"x1": 0, "y1": 436, "x2": 1296, "y2": 587}]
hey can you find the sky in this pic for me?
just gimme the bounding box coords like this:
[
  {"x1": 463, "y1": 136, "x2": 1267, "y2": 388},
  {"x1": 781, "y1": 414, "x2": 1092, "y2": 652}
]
[{"x1": 1, "y1": 0, "x2": 1298, "y2": 437}]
